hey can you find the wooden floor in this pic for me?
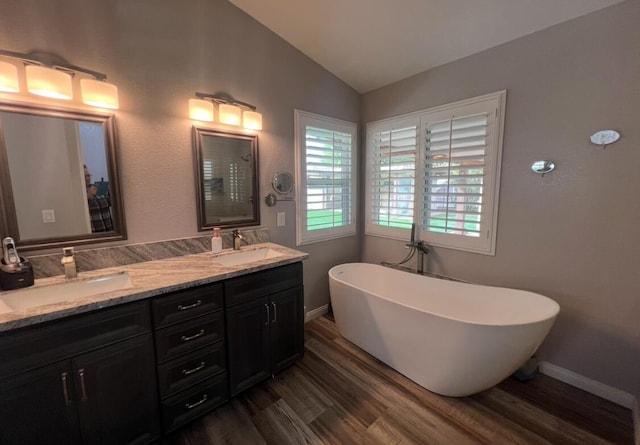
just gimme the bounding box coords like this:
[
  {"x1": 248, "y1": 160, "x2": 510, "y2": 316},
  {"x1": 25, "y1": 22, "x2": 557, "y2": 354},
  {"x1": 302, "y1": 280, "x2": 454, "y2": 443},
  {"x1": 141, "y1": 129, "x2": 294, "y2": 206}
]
[{"x1": 165, "y1": 314, "x2": 634, "y2": 445}]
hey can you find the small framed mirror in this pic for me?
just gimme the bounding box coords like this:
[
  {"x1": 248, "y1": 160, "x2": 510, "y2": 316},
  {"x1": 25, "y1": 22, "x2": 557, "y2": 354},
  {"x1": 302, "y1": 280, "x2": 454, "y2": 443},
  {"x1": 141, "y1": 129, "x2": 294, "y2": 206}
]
[
  {"x1": 265, "y1": 171, "x2": 294, "y2": 207},
  {"x1": 0, "y1": 102, "x2": 126, "y2": 251},
  {"x1": 192, "y1": 127, "x2": 259, "y2": 230},
  {"x1": 272, "y1": 172, "x2": 294, "y2": 195}
]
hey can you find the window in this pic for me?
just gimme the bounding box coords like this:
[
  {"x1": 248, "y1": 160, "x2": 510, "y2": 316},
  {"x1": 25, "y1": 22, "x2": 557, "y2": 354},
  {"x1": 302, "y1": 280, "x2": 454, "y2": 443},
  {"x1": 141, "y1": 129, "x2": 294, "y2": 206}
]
[
  {"x1": 295, "y1": 110, "x2": 357, "y2": 245},
  {"x1": 365, "y1": 91, "x2": 506, "y2": 255},
  {"x1": 365, "y1": 117, "x2": 418, "y2": 240}
]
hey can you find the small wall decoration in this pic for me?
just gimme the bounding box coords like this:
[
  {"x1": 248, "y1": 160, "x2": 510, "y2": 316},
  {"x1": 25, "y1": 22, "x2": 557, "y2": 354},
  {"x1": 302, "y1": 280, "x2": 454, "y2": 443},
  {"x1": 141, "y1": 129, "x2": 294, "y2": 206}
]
[{"x1": 589, "y1": 130, "x2": 621, "y2": 149}]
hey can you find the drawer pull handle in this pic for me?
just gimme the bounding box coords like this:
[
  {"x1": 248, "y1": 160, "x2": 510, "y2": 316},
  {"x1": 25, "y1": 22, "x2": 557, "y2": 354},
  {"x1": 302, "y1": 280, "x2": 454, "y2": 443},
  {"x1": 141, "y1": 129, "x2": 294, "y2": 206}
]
[
  {"x1": 178, "y1": 299, "x2": 202, "y2": 311},
  {"x1": 272, "y1": 302, "x2": 277, "y2": 324},
  {"x1": 181, "y1": 329, "x2": 205, "y2": 342},
  {"x1": 79, "y1": 368, "x2": 88, "y2": 402},
  {"x1": 182, "y1": 361, "x2": 206, "y2": 376},
  {"x1": 61, "y1": 372, "x2": 71, "y2": 406},
  {"x1": 265, "y1": 304, "x2": 270, "y2": 326},
  {"x1": 184, "y1": 394, "x2": 208, "y2": 410}
]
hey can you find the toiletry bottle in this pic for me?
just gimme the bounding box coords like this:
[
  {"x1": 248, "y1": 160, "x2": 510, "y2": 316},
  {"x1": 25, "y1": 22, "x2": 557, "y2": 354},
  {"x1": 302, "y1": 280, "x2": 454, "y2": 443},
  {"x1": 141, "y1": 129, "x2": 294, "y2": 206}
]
[
  {"x1": 2, "y1": 237, "x2": 20, "y2": 265},
  {"x1": 61, "y1": 247, "x2": 77, "y2": 279},
  {"x1": 211, "y1": 227, "x2": 222, "y2": 253}
]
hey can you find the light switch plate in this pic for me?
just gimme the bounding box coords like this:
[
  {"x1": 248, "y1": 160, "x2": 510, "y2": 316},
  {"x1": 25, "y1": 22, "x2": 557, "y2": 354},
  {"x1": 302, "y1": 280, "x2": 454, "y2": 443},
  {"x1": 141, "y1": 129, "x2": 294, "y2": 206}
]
[
  {"x1": 277, "y1": 212, "x2": 285, "y2": 227},
  {"x1": 42, "y1": 209, "x2": 56, "y2": 223}
]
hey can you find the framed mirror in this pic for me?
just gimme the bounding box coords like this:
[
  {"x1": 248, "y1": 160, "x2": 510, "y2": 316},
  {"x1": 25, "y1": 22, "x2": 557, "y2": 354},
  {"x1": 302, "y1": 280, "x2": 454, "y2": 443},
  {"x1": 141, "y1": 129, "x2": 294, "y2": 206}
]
[
  {"x1": 0, "y1": 102, "x2": 126, "y2": 251},
  {"x1": 192, "y1": 127, "x2": 259, "y2": 230}
]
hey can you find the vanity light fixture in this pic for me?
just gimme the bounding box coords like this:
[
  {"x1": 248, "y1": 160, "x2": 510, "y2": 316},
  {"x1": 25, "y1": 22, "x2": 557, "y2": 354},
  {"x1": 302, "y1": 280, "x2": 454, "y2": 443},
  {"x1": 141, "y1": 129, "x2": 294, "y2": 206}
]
[
  {"x1": 0, "y1": 60, "x2": 19, "y2": 93},
  {"x1": 188, "y1": 98, "x2": 214, "y2": 122},
  {"x1": 189, "y1": 92, "x2": 262, "y2": 130},
  {"x1": 0, "y1": 49, "x2": 119, "y2": 109},
  {"x1": 218, "y1": 103, "x2": 242, "y2": 126},
  {"x1": 25, "y1": 65, "x2": 73, "y2": 100}
]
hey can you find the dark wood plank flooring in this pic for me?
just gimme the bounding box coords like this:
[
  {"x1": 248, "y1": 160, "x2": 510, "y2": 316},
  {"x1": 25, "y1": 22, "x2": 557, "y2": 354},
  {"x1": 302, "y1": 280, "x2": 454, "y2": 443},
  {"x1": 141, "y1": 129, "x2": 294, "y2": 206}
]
[{"x1": 165, "y1": 313, "x2": 634, "y2": 444}]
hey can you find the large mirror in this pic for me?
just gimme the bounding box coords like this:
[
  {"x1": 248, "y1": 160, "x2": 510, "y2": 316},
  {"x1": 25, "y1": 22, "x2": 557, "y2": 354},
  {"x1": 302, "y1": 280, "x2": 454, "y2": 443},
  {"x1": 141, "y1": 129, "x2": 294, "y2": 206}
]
[
  {"x1": 0, "y1": 102, "x2": 126, "y2": 251},
  {"x1": 193, "y1": 127, "x2": 259, "y2": 230}
]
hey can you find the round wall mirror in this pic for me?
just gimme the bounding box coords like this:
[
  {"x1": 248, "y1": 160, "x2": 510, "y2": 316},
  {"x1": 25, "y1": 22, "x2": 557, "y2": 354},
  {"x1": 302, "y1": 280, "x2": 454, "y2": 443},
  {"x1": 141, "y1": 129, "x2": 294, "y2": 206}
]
[{"x1": 272, "y1": 172, "x2": 294, "y2": 195}]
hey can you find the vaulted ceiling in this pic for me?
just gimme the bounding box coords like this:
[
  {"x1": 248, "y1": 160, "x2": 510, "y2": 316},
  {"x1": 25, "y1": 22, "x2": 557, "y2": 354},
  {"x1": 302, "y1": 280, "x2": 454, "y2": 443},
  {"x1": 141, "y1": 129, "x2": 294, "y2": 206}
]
[{"x1": 230, "y1": 0, "x2": 625, "y2": 93}]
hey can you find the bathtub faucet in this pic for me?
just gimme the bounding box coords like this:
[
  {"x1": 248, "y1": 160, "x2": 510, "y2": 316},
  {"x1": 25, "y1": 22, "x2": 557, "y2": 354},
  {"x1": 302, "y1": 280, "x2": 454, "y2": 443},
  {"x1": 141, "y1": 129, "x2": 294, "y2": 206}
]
[{"x1": 415, "y1": 241, "x2": 429, "y2": 274}]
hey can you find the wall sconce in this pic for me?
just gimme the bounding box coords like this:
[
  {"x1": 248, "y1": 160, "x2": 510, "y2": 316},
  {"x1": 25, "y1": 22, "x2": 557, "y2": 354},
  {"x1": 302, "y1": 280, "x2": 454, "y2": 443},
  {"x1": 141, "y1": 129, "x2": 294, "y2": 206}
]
[
  {"x1": 189, "y1": 92, "x2": 262, "y2": 130},
  {"x1": 0, "y1": 61, "x2": 20, "y2": 93},
  {"x1": 0, "y1": 49, "x2": 119, "y2": 109}
]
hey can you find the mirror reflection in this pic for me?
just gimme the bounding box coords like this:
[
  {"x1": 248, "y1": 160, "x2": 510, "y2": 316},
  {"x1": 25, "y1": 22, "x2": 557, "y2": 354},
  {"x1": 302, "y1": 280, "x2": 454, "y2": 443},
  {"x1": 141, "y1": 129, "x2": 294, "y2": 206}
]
[
  {"x1": 193, "y1": 127, "x2": 259, "y2": 230},
  {"x1": 0, "y1": 103, "x2": 126, "y2": 250}
]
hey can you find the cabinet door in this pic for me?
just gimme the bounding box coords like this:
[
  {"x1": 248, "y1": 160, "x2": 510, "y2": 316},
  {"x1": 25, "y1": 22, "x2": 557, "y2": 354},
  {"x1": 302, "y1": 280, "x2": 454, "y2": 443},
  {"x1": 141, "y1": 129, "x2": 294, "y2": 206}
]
[
  {"x1": 73, "y1": 333, "x2": 160, "y2": 445},
  {"x1": 270, "y1": 286, "x2": 304, "y2": 373},
  {"x1": 0, "y1": 361, "x2": 81, "y2": 445},
  {"x1": 227, "y1": 296, "x2": 271, "y2": 396}
]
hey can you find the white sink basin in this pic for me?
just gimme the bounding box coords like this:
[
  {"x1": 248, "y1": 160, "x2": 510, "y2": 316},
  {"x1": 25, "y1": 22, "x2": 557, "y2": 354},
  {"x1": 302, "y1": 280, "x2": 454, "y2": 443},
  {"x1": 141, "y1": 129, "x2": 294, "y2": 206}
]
[
  {"x1": 0, "y1": 272, "x2": 133, "y2": 313},
  {"x1": 212, "y1": 248, "x2": 284, "y2": 267}
]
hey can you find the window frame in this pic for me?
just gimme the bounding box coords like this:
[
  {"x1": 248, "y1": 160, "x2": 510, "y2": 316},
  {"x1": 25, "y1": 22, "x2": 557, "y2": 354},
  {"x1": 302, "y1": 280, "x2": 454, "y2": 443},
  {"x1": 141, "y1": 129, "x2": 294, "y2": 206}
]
[
  {"x1": 294, "y1": 109, "x2": 358, "y2": 246},
  {"x1": 365, "y1": 90, "x2": 506, "y2": 255},
  {"x1": 365, "y1": 116, "x2": 419, "y2": 241}
]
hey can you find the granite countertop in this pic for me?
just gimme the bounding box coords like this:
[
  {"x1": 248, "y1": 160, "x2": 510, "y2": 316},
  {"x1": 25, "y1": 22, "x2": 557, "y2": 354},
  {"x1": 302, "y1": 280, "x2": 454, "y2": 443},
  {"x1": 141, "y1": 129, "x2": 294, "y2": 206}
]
[{"x1": 0, "y1": 242, "x2": 308, "y2": 333}]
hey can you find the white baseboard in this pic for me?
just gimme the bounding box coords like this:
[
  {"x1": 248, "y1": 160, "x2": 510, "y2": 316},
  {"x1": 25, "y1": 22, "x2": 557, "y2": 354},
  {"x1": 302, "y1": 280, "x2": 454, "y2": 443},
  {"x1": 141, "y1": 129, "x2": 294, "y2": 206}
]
[
  {"x1": 305, "y1": 304, "x2": 329, "y2": 322},
  {"x1": 539, "y1": 361, "x2": 635, "y2": 409},
  {"x1": 633, "y1": 397, "x2": 639, "y2": 445}
]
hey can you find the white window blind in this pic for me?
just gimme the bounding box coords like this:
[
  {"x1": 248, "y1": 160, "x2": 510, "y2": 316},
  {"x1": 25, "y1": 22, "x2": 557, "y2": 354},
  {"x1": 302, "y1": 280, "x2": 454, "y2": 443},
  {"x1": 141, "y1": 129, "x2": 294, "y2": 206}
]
[
  {"x1": 295, "y1": 110, "x2": 357, "y2": 245},
  {"x1": 364, "y1": 91, "x2": 505, "y2": 255},
  {"x1": 424, "y1": 113, "x2": 487, "y2": 238},
  {"x1": 366, "y1": 120, "x2": 417, "y2": 239},
  {"x1": 203, "y1": 160, "x2": 213, "y2": 201}
]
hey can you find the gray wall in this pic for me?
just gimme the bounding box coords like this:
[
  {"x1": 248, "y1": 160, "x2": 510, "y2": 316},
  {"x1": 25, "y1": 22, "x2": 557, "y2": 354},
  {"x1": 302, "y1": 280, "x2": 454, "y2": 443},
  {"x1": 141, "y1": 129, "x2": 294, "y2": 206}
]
[
  {"x1": 362, "y1": 1, "x2": 640, "y2": 397},
  {"x1": 0, "y1": 0, "x2": 360, "y2": 312}
]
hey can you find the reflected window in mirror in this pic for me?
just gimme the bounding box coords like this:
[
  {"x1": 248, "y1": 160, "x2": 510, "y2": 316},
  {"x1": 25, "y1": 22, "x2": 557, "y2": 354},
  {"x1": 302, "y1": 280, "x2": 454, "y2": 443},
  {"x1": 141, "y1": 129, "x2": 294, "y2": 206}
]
[
  {"x1": 193, "y1": 127, "x2": 259, "y2": 230},
  {"x1": 0, "y1": 103, "x2": 126, "y2": 251}
]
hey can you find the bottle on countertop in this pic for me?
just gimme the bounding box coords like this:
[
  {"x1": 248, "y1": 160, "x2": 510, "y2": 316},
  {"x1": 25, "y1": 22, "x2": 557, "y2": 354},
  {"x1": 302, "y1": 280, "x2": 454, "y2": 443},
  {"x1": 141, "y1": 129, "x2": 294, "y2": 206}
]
[
  {"x1": 211, "y1": 227, "x2": 222, "y2": 253},
  {"x1": 61, "y1": 247, "x2": 77, "y2": 279}
]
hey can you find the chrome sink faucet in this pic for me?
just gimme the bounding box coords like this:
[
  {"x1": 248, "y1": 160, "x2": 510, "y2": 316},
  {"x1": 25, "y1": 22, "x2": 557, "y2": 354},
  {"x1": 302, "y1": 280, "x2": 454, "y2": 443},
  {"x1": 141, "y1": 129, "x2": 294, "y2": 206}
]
[
  {"x1": 61, "y1": 247, "x2": 77, "y2": 279},
  {"x1": 232, "y1": 229, "x2": 248, "y2": 250}
]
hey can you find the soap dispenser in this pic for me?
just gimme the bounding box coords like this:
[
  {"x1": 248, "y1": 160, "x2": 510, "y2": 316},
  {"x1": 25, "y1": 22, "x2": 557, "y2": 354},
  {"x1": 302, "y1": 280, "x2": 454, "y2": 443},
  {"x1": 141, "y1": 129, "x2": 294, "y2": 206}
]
[
  {"x1": 61, "y1": 247, "x2": 77, "y2": 279},
  {"x1": 211, "y1": 227, "x2": 222, "y2": 253}
]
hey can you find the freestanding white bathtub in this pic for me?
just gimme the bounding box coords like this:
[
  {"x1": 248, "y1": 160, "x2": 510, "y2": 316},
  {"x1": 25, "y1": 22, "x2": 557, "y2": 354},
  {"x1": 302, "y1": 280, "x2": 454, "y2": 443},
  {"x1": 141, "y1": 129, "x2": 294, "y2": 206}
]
[{"x1": 328, "y1": 263, "x2": 560, "y2": 397}]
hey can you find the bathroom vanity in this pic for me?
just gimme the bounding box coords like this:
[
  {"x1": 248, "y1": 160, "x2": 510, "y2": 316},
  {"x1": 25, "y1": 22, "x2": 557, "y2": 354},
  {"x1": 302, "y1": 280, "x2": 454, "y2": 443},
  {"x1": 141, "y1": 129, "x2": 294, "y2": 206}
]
[{"x1": 0, "y1": 243, "x2": 307, "y2": 444}]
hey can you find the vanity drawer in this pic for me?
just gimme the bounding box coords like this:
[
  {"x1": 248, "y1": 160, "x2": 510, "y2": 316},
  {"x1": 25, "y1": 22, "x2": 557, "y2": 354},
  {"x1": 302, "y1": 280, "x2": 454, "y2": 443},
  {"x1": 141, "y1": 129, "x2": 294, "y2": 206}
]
[
  {"x1": 154, "y1": 312, "x2": 224, "y2": 363},
  {"x1": 0, "y1": 301, "x2": 150, "y2": 379},
  {"x1": 161, "y1": 372, "x2": 229, "y2": 433},
  {"x1": 224, "y1": 262, "x2": 302, "y2": 307},
  {"x1": 152, "y1": 283, "x2": 223, "y2": 328},
  {"x1": 157, "y1": 341, "x2": 226, "y2": 399}
]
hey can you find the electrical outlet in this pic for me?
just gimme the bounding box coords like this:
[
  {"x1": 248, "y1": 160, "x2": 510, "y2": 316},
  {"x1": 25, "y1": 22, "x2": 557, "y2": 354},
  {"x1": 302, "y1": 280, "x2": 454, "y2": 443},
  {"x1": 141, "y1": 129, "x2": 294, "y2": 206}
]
[
  {"x1": 277, "y1": 212, "x2": 286, "y2": 227},
  {"x1": 42, "y1": 209, "x2": 56, "y2": 223}
]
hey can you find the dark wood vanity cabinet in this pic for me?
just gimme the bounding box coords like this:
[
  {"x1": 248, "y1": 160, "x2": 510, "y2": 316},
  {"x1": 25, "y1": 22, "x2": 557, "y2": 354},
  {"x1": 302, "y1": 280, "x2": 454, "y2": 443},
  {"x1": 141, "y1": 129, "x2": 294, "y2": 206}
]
[
  {"x1": 0, "y1": 260, "x2": 305, "y2": 442},
  {"x1": 0, "y1": 301, "x2": 160, "y2": 445},
  {"x1": 225, "y1": 262, "x2": 304, "y2": 396},
  {"x1": 151, "y1": 282, "x2": 229, "y2": 433}
]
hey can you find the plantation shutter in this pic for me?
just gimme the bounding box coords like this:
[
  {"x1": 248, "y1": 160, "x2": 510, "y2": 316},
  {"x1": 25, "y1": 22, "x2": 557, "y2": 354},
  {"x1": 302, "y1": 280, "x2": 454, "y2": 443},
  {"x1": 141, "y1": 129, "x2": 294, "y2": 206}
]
[
  {"x1": 304, "y1": 125, "x2": 353, "y2": 231},
  {"x1": 369, "y1": 125, "x2": 417, "y2": 231},
  {"x1": 203, "y1": 160, "x2": 213, "y2": 201},
  {"x1": 423, "y1": 113, "x2": 488, "y2": 237}
]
